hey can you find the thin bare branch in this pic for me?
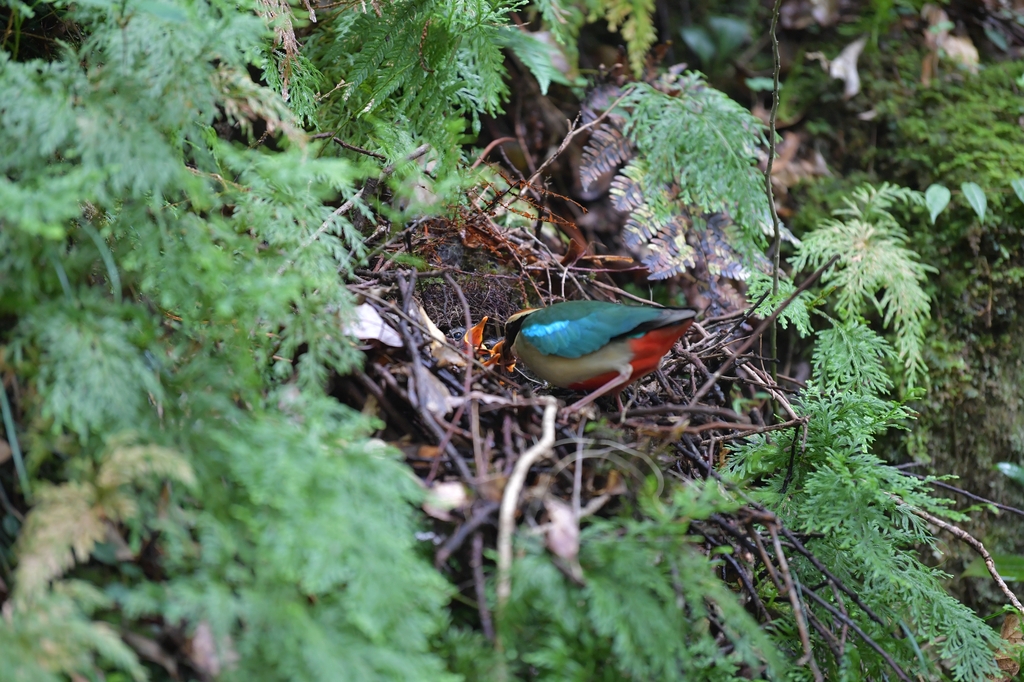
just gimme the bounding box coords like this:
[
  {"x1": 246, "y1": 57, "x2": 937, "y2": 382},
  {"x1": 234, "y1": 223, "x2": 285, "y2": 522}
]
[
  {"x1": 688, "y1": 255, "x2": 838, "y2": 406},
  {"x1": 497, "y1": 397, "x2": 559, "y2": 613},
  {"x1": 898, "y1": 500, "x2": 1024, "y2": 616}
]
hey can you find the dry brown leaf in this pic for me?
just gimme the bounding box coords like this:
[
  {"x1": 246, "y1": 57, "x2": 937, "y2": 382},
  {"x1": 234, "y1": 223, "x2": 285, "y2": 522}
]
[
  {"x1": 593, "y1": 469, "x2": 628, "y2": 496},
  {"x1": 416, "y1": 304, "x2": 465, "y2": 368},
  {"x1": 941, "y1": 35, "x2": 980, "y2": 73},
  {"x1": 770, "y1": 132, "x2": 832, "y2": 196},
  {"x1": 104, "y1": 524, "x2": 135, "y2": 562},
  {"x1": 530, "y1": 30, "x2": 574, "y2": 78},
  {"x1": 476, "y1": 475, "x2": 508, "y2": 503},
  {"x1": 415, "y1": 368, "x2": 454, "y2": 417},
  {"x1": 544, "y1": 497, "x2": 580, "y2": 562},
  {"x1": 993, "y1": 612, "x2": 1023, "y2": 681},
  {"x1": 187, "y1": 621, "x2": 238, "y2": 678},
  {"x1": 417, "y1": 445, "x2": 442, "y2": 459},
  {"x1": 346, "y1": 303, "x2": 402, "y2": 347},
  {"x1": 423, "y1": 481, "x2": 470, "y2": 521},
  {"x1": 829, "y1": 36, "x2": 868, "y2": 99},
  {"x1": 123, "y1": 631, "x2": 179, "y2": 679},
  {"x1": 0, "y1": 439, "x2": 10, "y2": 465},
  {"x1": 921, "y1": 4, "x2": 979, "y2": 84},
  {"x1": 781, "y1": 0, "x2": 839, "y2": 29}
]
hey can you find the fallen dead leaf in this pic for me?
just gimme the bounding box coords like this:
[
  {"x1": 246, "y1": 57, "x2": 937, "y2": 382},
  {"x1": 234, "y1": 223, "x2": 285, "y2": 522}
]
[
  {"x1": 187, "y1": 621, "x2": 238, "y2": 678},
  {"x1": 418, "y1": 444, "x2": 442, "y2": 459},
  {"x1": 993, "y1": 612, "x2": 1022, "y2": 681},
  {"x1": 423, "y1": 481, "x2": 470, "y2": 521},
  {"x1": 476, "y1": 474, "x2": 508, "y2": 503},
  {"x1": 769, "y1": 132, "x2": 832, "y2": 197},
  {"x1": 544, "y1": 497, "x2": 580, "y2": 562},
  {"x1": 104, "y1": 523, "x2": 136, "y2": 561},
  {"x1": 592, "y1": 469, "x2": 628, "y2": 496},
  {"x1": 123, "y1": 631, "x2": 179, "y2": 679},
  {"x1": 345, "y1": 303, "x2": 402, "y2": 347},
  {"x1": 530, "y1": 30, "x2": 574, "y2": 78},
  {"x1": 0, "y1": 439, "x2": 10, "y2": 465},
  {"x1": 781, "y1": 0, "x2": 839, "y2": 30},
  {"x1": 941, "y1": 35, "x2": 979, "y2": 73},
  {"x1": 829, "y1": 35, "x2": 868, "y2": 99},
  {"x1": 921, "y1": 4, "x2": 979, "y2": 85},
  {"x1": 415, "y1": 367, "x2": 454, "y2": 417},
  {"x1": 416, "y1": 303, "x2": 465, "y2": 368}
]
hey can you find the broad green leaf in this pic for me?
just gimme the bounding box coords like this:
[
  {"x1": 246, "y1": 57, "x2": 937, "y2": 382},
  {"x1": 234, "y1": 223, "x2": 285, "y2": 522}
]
[
  {"x1": 680, "y1": 26, "x2": 716, "y2": 66},
  {"x1": 707, "y1": 16, "x2": 750, "y2": 57},
  {"x1": 1010, "y1": 178, "x2": 1024, "y2": 207},
  {"x1": 745, "y1": 77, "x2": 777, "y2": 92},
  {"x1": 996, "y1": 461, "x2": 1024, "y2": 487},
  {"x1": 498, "y1": 28, "x2": 575, "y2": 96},
  {"x1": 924, "y1": 184, "x2": 951, "y2": 224},
  {"x1": 962, "y1": 553, "x2": 1024, "y2": 582},
  {"x1": 961, "y1": 182, "x2": 987, "y2": 221}
]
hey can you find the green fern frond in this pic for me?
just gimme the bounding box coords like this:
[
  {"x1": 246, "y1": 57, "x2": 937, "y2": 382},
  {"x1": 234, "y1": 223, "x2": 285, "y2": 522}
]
[
  {"x1": 622, "y1": 76, "x2": 769, "y2": 246},
  {"x1": 729, "y1": 386, "x2": 1003, "y2": 680},
  {"x1": 792, "y1": 183, "x2": 934, "y2": 385},
  {"x1": 601, "y1": 0, "x2": 656, "y2": 76},
  {"x1": 812, "y1": 316, "x2": 896, "y2": 394},
  {"x1": 745, "y1": 270, "x2": 814, "y2": 336}
]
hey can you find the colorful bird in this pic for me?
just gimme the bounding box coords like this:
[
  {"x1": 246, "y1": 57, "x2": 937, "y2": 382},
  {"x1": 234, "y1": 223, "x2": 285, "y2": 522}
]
[{"x1": 503, "y1": 300, "x2": 697, "y2": 411}]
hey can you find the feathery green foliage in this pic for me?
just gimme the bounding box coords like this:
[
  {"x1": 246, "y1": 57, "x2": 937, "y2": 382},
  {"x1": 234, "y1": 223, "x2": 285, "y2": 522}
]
[
  {"x1": 621, "y1": 77, "x2": 770, "y2": 248},
  {"x1": 792, "y1": 183, "x2": 934, "y2": 385},
  {"x1": 729, "y1": 384, "x2": 1004, "y2": 681},
  {"x1": 746, "y1": 270, "x2": 815, "y2": 336},
  {"x1": 531, "y1": 0, "x2": 656, "y2": 76},
  {"x1": 303, "y1": 0, "x2": 515, "y2": 176},
  {"x1": 0, "y1": 0, "x2": 1012, "y2": 679},
  {"x1": 0, "y1": 0, "x2": 457, "y2": 677},
  {"x1": 502, "y1": 483, "x2": 783, "y2": 681},
  {"x1": 812, "y1": 316, "x2": 897, "y2": 395}
]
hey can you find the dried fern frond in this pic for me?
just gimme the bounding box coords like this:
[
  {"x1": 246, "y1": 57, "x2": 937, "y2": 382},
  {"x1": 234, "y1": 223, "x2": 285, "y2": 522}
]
[
  {"x1": 15, "y1": 440, "x2": 195, "y2": 596},
  {"x1": 608, "y1": 161, "x2": 645, "y2": 212},
  {"x1": 2, "y1": 581, "x2": 147, "y2": 681},
  {"x1": 643, "y1": 217, "x2": 696, "y2": 280},
  {"x1": 578, "y1": 73, "x2": 771, "y2": 298},
  {"x1": 15, "y1": 484, "x2": 105, "y2": 596},
  {"x1": 622, "y1": 204, "x2": 663, "y2": 248},
  {"x1": 97, "y1": 443, "x2": 197, "y2": 492},
  {"x1": 688, "y1": 215, "x2": 752, "y2": 281},
  {"x1": 580, "y1": 123, "x2": 632, "y2": 192}
]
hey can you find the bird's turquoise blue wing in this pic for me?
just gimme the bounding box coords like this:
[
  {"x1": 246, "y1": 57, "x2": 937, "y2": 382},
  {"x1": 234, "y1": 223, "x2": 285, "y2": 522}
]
[{"x1": 519, "y1": 301, "x2": 663, "y2": 358}]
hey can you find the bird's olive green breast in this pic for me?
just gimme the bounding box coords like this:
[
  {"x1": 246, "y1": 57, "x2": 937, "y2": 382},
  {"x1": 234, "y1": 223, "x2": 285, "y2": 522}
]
[{"x1": 511, "y1": 334, "x2": 634, "y2": 388}]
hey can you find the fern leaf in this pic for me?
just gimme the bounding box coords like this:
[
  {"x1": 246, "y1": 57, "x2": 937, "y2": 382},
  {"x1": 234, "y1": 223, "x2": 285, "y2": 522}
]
[
  {"x1": 622, "y1": 203, "x2": 662, "y2": 248},
  {"x1": 792, "y1": 183, "x2": 933, "y2": 385},
  {"x1": 16, "y1": 484, "x2": 105, "y2": 596},
  {"x1": 689, "y1": 215, "x2": 751, "y2": 280},
  {"x1": 813, "y1": 316, "x2": 896, "y2": 394},
  {"x1": 97, "y1": 442, "x2": 197, "y2": 491},
  {"x1": 644, "y1": 226, "x2": 696, "y2": 280},
  {"x1": 609, "y1": 166, "x2": 645, "y2": 212},
  {"x1": 580, "y1": 123, "x2": 633, "y2": 191}
]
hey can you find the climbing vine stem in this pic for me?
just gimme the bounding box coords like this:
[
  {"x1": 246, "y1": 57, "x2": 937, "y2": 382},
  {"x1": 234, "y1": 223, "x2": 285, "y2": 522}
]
[{"x1": 765, "y1": 0, "x2": 784, "y2": 393}]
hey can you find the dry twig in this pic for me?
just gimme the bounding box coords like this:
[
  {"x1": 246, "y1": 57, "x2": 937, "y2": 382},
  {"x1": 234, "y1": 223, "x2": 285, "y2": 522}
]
[
  {"x1": 497, "y1": 397, "x2": 559, "y2": 612},
  {"x1": 897, "y1": 499, "x2": 1024, "y2": 616},
  {"x1": 688, "y1": 255, "x2": 838, "y2": 406}
]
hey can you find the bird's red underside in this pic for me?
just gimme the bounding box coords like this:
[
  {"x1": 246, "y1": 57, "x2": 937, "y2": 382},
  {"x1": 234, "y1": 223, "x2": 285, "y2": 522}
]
[{"x1": 566, "y1": 321, "x2": 694, "y2": 391}]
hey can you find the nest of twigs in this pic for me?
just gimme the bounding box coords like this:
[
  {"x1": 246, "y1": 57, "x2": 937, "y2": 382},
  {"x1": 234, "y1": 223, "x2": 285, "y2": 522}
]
[{"x1": 330, "y1": 179, "x2": 940, "y2": 681}]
